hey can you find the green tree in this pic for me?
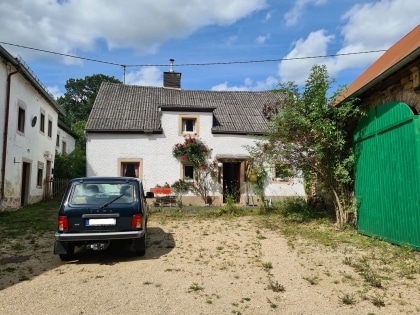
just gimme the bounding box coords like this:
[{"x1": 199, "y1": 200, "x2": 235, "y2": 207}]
[
  {"x1": 57, "y1": 74, "x2": 121, "y2": 125},
  {"x1": 54, "y1": 74, "x2": 120, "y2": 178},
  {"x1": 254, "y1": 65, "x2": 362, "y2": 228},
  {"x1": 54, "y1": 148, "x2": 86, "y2": 178}
]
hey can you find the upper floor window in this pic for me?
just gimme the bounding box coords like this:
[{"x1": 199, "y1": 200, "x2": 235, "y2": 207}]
[
  {"x1": 182, "y1": 118, "x2": 195, "y2": 132},
  {"x1": 56, "y1": 134, "x2": 60, "y2": 147},
  {"x1": 179, "y1": 115, "x2": 199, "y2": 136},
  {"x1": 18, "y1": 107, "x2": 25, "y2": 133},
  {"x1": 62, "y1": 141, "x2": 67, "y2": 154},
  {"x1": 40, "y1": 113, "x2": 45, "y2": 133},
  {"x1": 48, "y1": 119, "x2": 52, "y2": 137}
]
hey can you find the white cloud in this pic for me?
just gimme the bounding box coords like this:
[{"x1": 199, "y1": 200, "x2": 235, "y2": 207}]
[
  {"x1": 284, "y1": 0, "x2": 327, "y2": 26},
  {"x1": 0, "y1": 0, "x2": 267, "y2": 62},
  {"x1": 278, "y1": 30, "x2": 334, "y2": 84},
  {"x1": 279, "y1": 0, "x2": 420, "y2": 85},
  {"x1": 125, "y1": 67, "x2": 162, "y2": 86},
  {"x1": 255, "y1": 34, "x2": 271, "y2": 44},
  {"x1": 211, "y1": 76, "x2": 278, "y2": 91},
  {"x1": 46, "y1": 85, "x2": 63, "y2": 99}
]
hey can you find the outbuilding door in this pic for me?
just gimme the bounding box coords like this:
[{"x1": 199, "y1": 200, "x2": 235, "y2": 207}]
[{"x1": 354, "y1": 101, "x2": 420, "y2": 249}]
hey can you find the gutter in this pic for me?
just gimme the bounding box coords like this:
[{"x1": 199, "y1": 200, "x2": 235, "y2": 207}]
[{"x1": 1, "y1": 66, "x2": 20, "y2": 200}]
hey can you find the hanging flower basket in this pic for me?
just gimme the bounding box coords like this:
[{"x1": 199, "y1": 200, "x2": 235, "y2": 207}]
[{"x1": 248, "y1": 170, "x2": 258, "y2": 182}]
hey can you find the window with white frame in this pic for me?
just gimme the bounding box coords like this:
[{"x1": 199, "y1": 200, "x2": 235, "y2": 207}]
[{"x1": 273, "y1": 162, "x2": 293, "y2": 181}]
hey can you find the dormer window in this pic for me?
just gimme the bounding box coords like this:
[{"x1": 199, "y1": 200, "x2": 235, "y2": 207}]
[{"x1": 179, "y1": 115, "x2": 199, "y2": 136}]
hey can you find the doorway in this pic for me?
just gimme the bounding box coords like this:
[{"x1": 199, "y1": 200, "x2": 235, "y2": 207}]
[
  {"x1": 21, "y1": 162, "x2": 30, "y2": 206},
  {"x1": 222, "y1": 162, "x2": 241, "y2": 203}
]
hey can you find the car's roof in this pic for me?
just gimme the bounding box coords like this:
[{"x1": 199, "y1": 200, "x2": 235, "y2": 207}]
[{"x1": 70, "y1": 177, "x2": 141, "y2": 183}]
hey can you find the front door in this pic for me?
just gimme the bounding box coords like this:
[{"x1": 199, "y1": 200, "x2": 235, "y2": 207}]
[{"x1": 222, "y1": 162, "x2": 241, "y2": 203}]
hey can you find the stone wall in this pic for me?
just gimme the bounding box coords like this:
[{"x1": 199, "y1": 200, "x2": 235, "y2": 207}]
[{"x1": 360, "y1": 59, "x2": 420, "y2": 111}]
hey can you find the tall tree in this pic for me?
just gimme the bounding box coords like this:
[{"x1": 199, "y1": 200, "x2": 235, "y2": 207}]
[
  {"x1": 251, "y1": 65, "x2": 362, "y2": 228},
  {"x1": 57, "y1": 74, "x2": 121, "y2": 125}
]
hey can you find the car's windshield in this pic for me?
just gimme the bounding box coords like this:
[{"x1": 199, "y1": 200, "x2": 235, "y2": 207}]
[{"x1": 69, "y1": 182, "x2": 135, "y2": 205}]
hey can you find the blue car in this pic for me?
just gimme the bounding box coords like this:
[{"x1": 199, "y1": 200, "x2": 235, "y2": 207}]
[{"x1": 54, "y1": 177, "x2": 154, "y2": 261}]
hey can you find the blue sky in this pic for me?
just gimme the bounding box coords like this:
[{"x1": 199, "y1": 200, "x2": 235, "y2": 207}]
[{"x1": 0, "y1": 0, "x2": 419, "y2": 98}]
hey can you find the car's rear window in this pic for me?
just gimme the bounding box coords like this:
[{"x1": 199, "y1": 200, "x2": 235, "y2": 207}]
[{"x1": 69, "y1": 182, "x2": 135, "y2": 205}]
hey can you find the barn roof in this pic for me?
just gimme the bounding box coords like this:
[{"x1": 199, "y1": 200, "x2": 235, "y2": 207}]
[{"x1": 339, "y1": 24, "x2": 420, "y2": 101}]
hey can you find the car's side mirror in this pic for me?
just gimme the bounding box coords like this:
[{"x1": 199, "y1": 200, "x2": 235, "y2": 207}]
[{"x1": 145, "y1": 192, "x2": 154, "y2": 198}]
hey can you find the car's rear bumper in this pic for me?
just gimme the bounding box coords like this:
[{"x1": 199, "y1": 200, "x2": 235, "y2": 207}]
[{"x1": 55, "y1": 230, "x2": 145, "y2": 242}]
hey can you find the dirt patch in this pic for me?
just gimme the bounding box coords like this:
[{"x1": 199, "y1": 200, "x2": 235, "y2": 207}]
[{"x1": 0, "y1": 215, "x2": 419, "y2": 314}]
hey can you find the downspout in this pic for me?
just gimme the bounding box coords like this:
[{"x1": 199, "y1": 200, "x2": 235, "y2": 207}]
[{"x1": 1, "y1": 66, "x2": 20, "y2": 200}]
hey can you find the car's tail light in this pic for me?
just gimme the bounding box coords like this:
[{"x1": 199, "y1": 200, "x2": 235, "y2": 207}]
[
  {"x1": 132, "y1": 215, "x2": 142, "y2": 229},
  {"x1": 58, "y1": 216, "x2": 69, "y2": 232}
]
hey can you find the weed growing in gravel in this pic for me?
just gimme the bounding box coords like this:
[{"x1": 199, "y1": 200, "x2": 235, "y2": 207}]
[
  {"x1": 262, "y1": 262, "x2": 273, "y2": 270},
  {"x1": 339, "y1": 293, "x2": 356, "y2": 305},
  {"x1": 303, "y1": 274, "x2": 320, "y2": 285},
  {"x1": 189, "y1": 282, "x2": 204, "y2": 292},
  {"x1": 371, "y1": 292, "x2": 386, "y2": 307},
  {"x1": 267, "y1": 280, "x2": 285, "y2": 292}
]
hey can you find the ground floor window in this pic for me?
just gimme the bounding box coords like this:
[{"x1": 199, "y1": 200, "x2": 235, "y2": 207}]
[
  {"x1": 37, "y1": 162, "x2": 44, "y2": 187},
  {"x1": 118, "y1": 159, "x2": 143, "y2": 178},
  {"x1": 183, "y1": 164, "x2": 194, "y2": 180}
]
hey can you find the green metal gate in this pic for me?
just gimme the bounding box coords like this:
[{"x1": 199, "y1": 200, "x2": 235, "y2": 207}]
[{"x1": 354, "y1": 101, "x2": 420, "y2": 249}]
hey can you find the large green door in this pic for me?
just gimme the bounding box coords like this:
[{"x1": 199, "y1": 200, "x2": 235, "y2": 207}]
[{"x1": 354, "y1": 101, "x2": 420, "y2": 249}]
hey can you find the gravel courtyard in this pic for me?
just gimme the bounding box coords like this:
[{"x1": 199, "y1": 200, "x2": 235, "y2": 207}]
[{"x1": 0, "y1": 213, "x2": 419, "y2": 314}]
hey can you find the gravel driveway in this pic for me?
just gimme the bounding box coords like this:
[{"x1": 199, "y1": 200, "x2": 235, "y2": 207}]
[{"x1": 0, "y1": 214, "x2": 419, "y2": 314}]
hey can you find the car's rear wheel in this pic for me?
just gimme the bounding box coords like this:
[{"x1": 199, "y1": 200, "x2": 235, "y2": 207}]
[
  {"x1": 59, "y1": 243, "x2": 75, "y2": 261},
  {"x1": 132, "y1": 235, "x2": 146, "y2": 256}
]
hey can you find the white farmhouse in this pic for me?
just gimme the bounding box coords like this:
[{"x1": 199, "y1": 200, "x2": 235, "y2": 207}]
[
  {"x1": 85, "y1": 66, "x2": 305, "y2": 206},
  {"x1": 0, "y1": 45, "x2": 74, "y2": 209}
]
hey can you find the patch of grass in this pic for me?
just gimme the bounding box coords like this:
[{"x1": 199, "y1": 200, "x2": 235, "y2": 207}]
[
  {"x1": 339, "y1": 293, "x2": 356, "y2": 305},
  {"x1": 303, "y1": 274, "x2": 320, "y2": 285},
  {"x1": 371, "y1": 293, "x2": 386, "y2": 307},
  {"x1": 267, "y1": 280, "x2": 285, "y2": 292},
  {"x1": 262, "y1": 261, "x2": 273, "y2": 270},
  {"x1": 0, "y1": 200, "x2": 58, "y2": 239},
  {"x1": 189, "y1": 282, "x2": 204, "y2": 292}
]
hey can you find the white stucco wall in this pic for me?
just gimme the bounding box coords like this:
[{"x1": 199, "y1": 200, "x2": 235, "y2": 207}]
[
  {"x1": 87, "y1": 109, "x2": 306, "y2": 205},
  {"x1": 56, "y1": 125, "x2": 76, "y2": 155},
  {"x1": 0, "y1": 62, "x2": 59, "y2": 209}
]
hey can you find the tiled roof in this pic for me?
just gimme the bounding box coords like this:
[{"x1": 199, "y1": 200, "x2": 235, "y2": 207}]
[
  {"x1": 85, "y1": 82, "x2": 281, "y2": 134},
  {"x1": 339, "y1": 24, "x2": 420, "y2": 101}
]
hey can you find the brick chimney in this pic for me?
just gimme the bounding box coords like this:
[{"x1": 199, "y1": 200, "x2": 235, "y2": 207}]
[{"x1": 163, "y1": 59, "x2": 181, "y2": 89}]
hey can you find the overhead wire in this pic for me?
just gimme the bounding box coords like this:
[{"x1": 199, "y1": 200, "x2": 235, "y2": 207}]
[{"x1": 0, "y1": 40, "x2": 387, "y2": 68}]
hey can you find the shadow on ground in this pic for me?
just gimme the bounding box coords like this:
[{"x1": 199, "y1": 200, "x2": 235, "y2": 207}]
[{"x1": 0, "y1": 227, "x2": 174, "y2": 290}]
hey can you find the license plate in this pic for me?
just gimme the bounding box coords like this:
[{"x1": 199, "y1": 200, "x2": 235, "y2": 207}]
[{"x1": 86, "y1": 218, "x2": 116, "y2": 226}]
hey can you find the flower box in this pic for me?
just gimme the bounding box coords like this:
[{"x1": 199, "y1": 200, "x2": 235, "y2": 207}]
[{"x1": 150, "y1": 187, "x2": 172, "y2": 195}]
